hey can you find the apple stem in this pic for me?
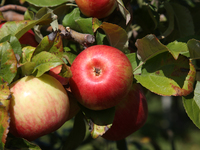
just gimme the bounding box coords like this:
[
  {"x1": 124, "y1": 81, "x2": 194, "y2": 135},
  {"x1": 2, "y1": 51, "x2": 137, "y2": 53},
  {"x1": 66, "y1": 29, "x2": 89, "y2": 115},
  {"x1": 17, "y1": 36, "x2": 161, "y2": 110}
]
[{"x1": 94, "y1": 67, "x2": 101, "y2": 76}]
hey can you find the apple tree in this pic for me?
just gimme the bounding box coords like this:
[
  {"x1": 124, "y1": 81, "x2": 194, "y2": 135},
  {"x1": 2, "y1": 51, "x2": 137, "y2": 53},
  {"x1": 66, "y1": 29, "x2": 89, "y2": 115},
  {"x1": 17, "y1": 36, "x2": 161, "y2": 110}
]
[{"x1": 0, "y1": 0, "x2": 200, "y2": 149}]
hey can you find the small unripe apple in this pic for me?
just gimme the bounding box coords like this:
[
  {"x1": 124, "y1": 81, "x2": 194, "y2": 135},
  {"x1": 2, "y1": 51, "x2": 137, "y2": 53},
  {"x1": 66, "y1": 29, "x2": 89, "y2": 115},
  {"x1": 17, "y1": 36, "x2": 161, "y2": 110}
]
[
  {"x1": 9, "y1": 74, "x2": 70, "y2": 141},
  {"x1": 69, "y1": 45, "x2": 133, "y2": 110},
  {"x1": 102, "y1": 83, "x2": 148, "y2": 141},
  {"x1": 49, "y1": 65, "x2": 69, "y2": 85},
  {"x1": 75, "y1": 0, "x2": 117, "y2": 19},
  {"x1": 0, "y1": 22, "x2": 38, "y2": 47}
]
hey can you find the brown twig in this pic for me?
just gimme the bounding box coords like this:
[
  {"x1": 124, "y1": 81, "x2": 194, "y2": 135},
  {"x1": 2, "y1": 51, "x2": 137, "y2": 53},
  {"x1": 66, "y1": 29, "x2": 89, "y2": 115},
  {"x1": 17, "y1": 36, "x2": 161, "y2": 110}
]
[
  {"x1": 47, "y1": 25, "x2": 95, "y2": 48},
  {"x1": 0, "y1": 4, "x2": 27, "y2": 12},
  {"x1": 2, "y1": 11, "x2": 24, "y2": 21}
]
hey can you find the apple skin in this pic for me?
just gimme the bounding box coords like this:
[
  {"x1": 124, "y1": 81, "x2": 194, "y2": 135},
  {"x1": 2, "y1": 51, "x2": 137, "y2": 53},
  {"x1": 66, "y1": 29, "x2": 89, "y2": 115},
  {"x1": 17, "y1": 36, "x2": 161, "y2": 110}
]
[
  {"x1": 102, "y1": 83, "x2": 148, "y2": 141},
  {"x1": 75, "y1": 0, "x2": 117, "y2": 19},
  {"x1": 49, "y1": 65, "x2": 69, "y2": 85},
  {"x1": 9, "y1": 74, "x2": 70, "y2": 141},
  {"x1": 0, "y1": 22, "x2": 38, "y2": 47},
  {"x1": 69, "y1": 45, "x2": 133, "y2": 110}
]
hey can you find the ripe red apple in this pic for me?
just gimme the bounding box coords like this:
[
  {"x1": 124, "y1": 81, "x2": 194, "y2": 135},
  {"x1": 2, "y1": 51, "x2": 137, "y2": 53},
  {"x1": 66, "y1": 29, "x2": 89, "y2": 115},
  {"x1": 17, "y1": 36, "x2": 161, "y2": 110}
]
[
  {"x1": 0, "y1": 22, "x2": 38, "y2": 47},
  {"x1": 102, "y1": 83, "x2": 148, "y2": 141},
  {"x1": 49, "y1": 65, "x2": 69, "y2": 85},
  {"x1": 69, "y1": 45, "x2": 133, "y2": 110},
  {"x1": 75, "y1": 0, "x2": 117, "y2": 19},
  {"x1": 9, "y1": 74, "x2": 70, "y2": 141}
]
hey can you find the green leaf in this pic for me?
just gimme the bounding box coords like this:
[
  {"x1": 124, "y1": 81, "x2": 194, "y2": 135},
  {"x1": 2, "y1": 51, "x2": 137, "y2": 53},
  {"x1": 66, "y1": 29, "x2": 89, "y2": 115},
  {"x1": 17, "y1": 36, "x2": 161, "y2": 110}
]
[
  {"x1": 126, "y1": 53, "x2": 142, "y2": 74},
  {"x1": 0, "y1": 104, "x2": 10, "y2": 149},
  {"x1": 135, "y1": 52, "x2": 196, "y2": 96},
  {"x1": 75, "y1": 18, "x2": 93, "y2": 34},
  {"x1": 183, "y1": 81, "x2": 200, "y2": 129},
  {"x1": 33, "y1": 32, "x2": 57, "y2": 57},
  {"x1": 170, "y1": 2, "x2": 195, "y2": 37},
  {"x1": 0, "y1": 42, "x2": 17, "y2": 84},
  {"x1": 0, "y1": 34, "x2": 22, "y2": 58},
  {"x1": 62, "y1": 8, "x2": 82, "y2": 31},
  {"x1": 136, "y1": 34, "x2": 169, "y2": 62},
  {"x1": 0, "y1": 78, "x2": 11, "y2": 100},
  {"x1": 187, "y1": 39, "x2": 200, "y2": 59},
  {"x1": 0, "y1": 14, "x2": 52, "y2": 40},
  {"x1": 32, "y1": 51, "x2": 64, "y2": 77},
  {"x1": 0, "y1": 89, "x2": 10, "y2": 149},
  {"x1": 62, "y1": 112, "x2": 86, "y2": 150},
  {"x1": 21, "y1": 46, "x2": 36, "y2": 64},
  {"x1": 25, "y1": 0, "x2": 72, "y2": 7},
  {"x1": 167, "y1": 41, "x2": 189, "y2": 59},
  {"x1": 24, "y1": 9, "x2": 35, "y2": 20},
  {"x1": 5, "y1": 137, "x2": 41, "y2": 149}
]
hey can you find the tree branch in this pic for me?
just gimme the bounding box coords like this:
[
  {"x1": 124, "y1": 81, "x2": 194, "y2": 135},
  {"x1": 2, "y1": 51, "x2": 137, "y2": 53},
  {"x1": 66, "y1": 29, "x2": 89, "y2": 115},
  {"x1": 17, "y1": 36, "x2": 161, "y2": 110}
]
[{"x1": 0, "y1": 4, "x2": 27, "y2": 12}]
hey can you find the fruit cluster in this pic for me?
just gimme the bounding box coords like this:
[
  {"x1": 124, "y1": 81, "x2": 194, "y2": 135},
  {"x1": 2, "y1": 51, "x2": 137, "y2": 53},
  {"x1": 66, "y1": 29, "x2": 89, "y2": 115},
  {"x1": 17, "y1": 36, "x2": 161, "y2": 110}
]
[
  {"x1": 4, "y1": 0, "x2": 147, "y2": 142},
  {"x1": 9, "y1": 44, "x2": 147, "y2": 141}
]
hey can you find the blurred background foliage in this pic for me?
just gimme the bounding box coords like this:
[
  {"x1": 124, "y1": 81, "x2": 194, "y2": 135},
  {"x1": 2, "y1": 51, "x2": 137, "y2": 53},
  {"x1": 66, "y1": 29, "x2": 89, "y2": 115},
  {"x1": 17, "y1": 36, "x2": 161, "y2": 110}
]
[{"x1": 2, "y1": 0, "x2": 200, "y2": 149}]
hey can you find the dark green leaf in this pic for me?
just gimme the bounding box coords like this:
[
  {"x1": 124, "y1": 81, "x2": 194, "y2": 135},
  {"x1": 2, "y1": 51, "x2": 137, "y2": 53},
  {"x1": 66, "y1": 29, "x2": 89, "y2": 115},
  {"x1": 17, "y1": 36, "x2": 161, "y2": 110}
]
[
  {"x1": 117, "y1": 0, "x2": 131, "y2": 25},
  {"x1": 80, "y1": 105, "x2": 115, "y2": 126},
  {"x1": 62, "y1": 112, "x2": 86, "y2": 150},
  {"x1": 99, "y1": 22, "x2": 128, "y2": 51},
  {"x1": 170, "y1": 2, "x2": 195, "y2": 37},
  {"x1": 187, "y1": 39, "x2": 200, "y2": 59},
  {"x1": 136, "y1": 34, "x2": 169, "y2": 62},
  {"x1": 5, "y1": 137, "x2": 41, "y2": 149}
]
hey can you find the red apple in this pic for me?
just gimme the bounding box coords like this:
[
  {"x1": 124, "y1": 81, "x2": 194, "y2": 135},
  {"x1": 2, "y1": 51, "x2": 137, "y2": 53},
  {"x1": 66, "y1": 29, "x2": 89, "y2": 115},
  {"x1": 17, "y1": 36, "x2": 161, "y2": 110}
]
[
  {"x1": 75, "y1": 0, "x2": 117, "y2": 19},
  {"x1": 0, "y1": 22, "x2": 38, "y2": 47},
  {"x1": 49, "y1": 65, "x2": 69, "y2": 85},
  {"x1": 102, "y1": 83, "x2": 148, "y2": 141},
  {"x1": 69, "y1": 45, "x2": 133, "y2": 110},
  {"x1": 9, "y1": 74, "x2": 70, "y2": 141}
]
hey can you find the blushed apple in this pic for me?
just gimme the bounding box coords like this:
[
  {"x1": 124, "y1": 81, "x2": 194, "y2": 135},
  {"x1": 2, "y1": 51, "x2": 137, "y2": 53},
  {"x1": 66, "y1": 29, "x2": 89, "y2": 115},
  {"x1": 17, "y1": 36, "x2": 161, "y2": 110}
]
[
  {"x1": 69, "y1": 45, "x2": 133, "y2": 110},
  {"x1": 0, "y1": 22, "x2": 38, "y2": 47},
  {"x1": 75, "y1": 0, "x2": 117, "y2": 19},
  {"x1": 9, "y1": 74, "x2": 70, "y2": 141},
  {"x1": 102, "y1": 83, "x2": 148, "y2": 141}
]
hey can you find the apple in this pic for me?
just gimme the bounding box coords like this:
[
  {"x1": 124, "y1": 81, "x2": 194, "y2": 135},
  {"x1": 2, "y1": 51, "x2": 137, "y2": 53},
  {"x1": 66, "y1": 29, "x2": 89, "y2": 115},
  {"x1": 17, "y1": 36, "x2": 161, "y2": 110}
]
[
  {"x1": 102, "y1": 83, "x2": 148, "y2": 141},
  {"x1": 75, "y1": 0, "x2": 117, "y2": 19},
  {"x1": 69, "y1": 45, "x2": 133, "y2": 110},
  {"x1": 0, "y1": 22, "x2": 38, "y2": 47},
  {"x1": 49, "y1": 65, "x2": 69, "y2": 85},
  {"x1": 9, "y1": 74, "x2": 70, "y2": 141}
]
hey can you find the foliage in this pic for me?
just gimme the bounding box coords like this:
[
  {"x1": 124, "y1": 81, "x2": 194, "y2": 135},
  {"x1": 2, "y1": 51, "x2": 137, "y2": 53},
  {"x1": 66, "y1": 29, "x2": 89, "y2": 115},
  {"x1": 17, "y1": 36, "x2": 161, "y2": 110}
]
[{"x1": 1, "y1": 0, "x2": 200, "y2": 149}]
